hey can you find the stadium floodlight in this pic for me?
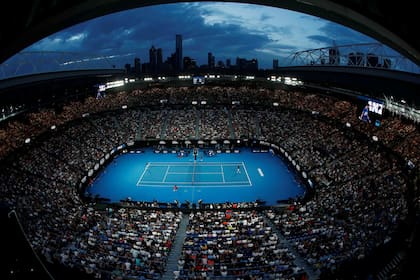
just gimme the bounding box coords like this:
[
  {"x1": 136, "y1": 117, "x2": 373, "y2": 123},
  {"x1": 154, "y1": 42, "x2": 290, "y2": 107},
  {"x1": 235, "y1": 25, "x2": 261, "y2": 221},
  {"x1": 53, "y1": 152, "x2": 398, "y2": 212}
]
[
  {"x1": 50, "y1": 125, "x2": 56, "y2": 130},
  {"x1": 372, "y1": 136, "x2": 379, "y2": 141},
  {"x1": 122, "y1": 105, "x2": 128, "y2": 109},
  {"x1": 106, "y1": 80, "x2": 125, "y2": 88},
  {"x1": 273, "y1": 102, "x2": 279, "y2": 107},
  {"x1": 201, "y1": 101, "x2": 207, "y2": 105},
  {"x1": 345, "y1": 122, "x2": 351, "y2": 127},
  {"x1": 192, "y1": 101, "x2": 198, "y2": 105},
  {"x1": 24, "y1": 138, "x2": 31, "y2": 144}
]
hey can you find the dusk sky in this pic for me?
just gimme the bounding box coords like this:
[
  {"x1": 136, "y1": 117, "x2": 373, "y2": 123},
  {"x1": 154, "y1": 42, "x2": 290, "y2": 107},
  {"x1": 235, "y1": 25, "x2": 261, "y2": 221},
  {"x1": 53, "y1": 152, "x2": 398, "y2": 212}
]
[{"x1": 1, "y1": 1, "x2": 417, "y2": 78}]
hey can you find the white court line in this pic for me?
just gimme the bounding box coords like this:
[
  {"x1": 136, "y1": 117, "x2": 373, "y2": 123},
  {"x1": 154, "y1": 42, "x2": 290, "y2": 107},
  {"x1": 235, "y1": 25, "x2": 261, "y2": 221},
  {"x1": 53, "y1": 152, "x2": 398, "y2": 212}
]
[
  {"x1": 221, "y1": 165, "x2": 225, "y2": 183},
  {"x1": 162, "y1": 166, "x2": 170, "y2": 182},
  {"x1": 136, "y1": 162, "x2": 150, "y2": 186},
  {"x1": 242, "y1": 161, "x2": 253, "y2": 187},
  {"x1": 166, "y1": 172, "x2": 223, "y2": 175},
  {"x1": 137, "y1": 182, "x2": 251, "y2": 187},
  {"x1": 139, "y1": 180, "x2": 251, "y2": 185},
  {"x1": 148, "y1": 162, "x2": 245, "y2": 166},
  {"x1": 137, "y1": 162, "x2": 252, "y2": 187}
]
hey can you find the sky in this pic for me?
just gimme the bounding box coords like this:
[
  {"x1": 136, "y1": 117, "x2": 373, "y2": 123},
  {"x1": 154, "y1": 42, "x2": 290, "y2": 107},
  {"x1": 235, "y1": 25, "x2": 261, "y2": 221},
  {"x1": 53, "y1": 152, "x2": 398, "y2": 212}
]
[{"x1": 1, "y1": 1, "x2": 418, "y2": 78}]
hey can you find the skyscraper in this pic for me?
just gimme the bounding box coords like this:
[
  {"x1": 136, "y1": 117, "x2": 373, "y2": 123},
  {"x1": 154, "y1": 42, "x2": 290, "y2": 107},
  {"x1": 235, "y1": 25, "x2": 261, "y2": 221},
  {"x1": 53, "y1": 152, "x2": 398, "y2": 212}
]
[
  {"x1": 134, "y1": 57, "x2": 141, "y2": 75},
  {"x1": 157, "y1": 48, "x2": 163, "y2": 72},
  {"x1": 175, "y1": 34, "x2": 183, "y2": 72},
  {"x1": 208, "y1": 52, "x2": 215, "y2": 69},
  {"x1": 273, "y1": 59, "x2": 279, "y2": 70},
  {"x1": 149, "y1": 46, "x2": 157, "y2": 73},
  {"x1": 328, "y1": 47, "x2": 340, "y2": 65},
  {"x1": 226, "y1": 59, "x2": 231, "y2": 68}
]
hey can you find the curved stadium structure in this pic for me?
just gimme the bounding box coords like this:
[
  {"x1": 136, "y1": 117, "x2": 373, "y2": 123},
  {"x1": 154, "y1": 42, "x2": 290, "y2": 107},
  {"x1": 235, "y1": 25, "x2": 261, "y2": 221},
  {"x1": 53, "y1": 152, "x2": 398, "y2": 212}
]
[{"x1": 0, "y1": 1, "x2": 419, "y2": 280}]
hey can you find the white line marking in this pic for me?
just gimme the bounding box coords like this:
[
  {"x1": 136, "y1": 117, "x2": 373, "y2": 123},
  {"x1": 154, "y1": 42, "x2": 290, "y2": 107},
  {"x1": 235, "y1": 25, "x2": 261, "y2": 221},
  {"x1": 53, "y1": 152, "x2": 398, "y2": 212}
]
[
  {"x1": 137, "y1": 162, "x2": 252, "y2": 187},
  {"x1": 147, "y1": 162, "x2": 245, "y2": 166},
  {"x1": 162, "y1": 166, "x2": 170, "y2": 182},
  {"x1": 139, "y1": 181, "x2": 250, "y2": 185},
  {"x1": 166, "y1": 172, "x2": 223, "y2": 175},
  {"x1": 257, "y1": 168, "x2": 264, "y2": 177},
  {"x1": 136, "y1": 162, "x2": 150, "y2": 186},
  {"x1": 137, "y1": 183, "x2": 252, "y2": 187},
  {"x1": 221, "y1": 165, "x2": 225, "y2": 183},
  {"x1": 242, "y1": 162, "x2": 253, "y2": 187}
]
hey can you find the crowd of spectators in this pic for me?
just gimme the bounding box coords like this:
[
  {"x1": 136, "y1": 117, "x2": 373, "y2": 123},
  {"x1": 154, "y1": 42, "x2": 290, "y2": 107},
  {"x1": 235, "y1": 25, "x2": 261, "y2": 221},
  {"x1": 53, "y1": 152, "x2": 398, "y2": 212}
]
[
  {"x1": 0, "y1": 84, "x2": 418, "y2": 279},
  {"x1": 166, "y1": 109, "x2": 197, "y2": 140},
  {"x1": 177, "y1": 210, "x2": 304, "y2": 279}
]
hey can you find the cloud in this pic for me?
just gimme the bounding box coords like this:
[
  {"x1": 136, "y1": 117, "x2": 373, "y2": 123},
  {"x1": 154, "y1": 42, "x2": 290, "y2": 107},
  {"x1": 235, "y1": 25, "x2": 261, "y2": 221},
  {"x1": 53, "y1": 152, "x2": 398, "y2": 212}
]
[
  {"x1": 13, "y1": 2, "x2": 384, "y2": 70},
  {"x1": 307, "y1": 35, "x2": 333, "y2": 46},
  {"x1": 318, "y1": 21, "x2": 377, "y2": 45}
]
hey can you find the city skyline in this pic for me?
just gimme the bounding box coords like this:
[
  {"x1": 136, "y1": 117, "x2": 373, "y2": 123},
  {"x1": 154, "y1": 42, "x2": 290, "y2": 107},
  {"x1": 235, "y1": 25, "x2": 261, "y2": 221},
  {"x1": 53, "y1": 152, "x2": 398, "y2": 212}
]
[
  {"x1": 128, "y1": 34, "x2": 260, "y2": 74},
  {"x1": 1, "y1": 1, "x2": 417, "y2": 78}
]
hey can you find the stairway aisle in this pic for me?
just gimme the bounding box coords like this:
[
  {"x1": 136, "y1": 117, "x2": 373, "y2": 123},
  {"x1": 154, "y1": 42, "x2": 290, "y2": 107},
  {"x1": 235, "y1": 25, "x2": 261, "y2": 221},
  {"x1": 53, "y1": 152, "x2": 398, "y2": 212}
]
[
  {"x1": 254, "y1": 112, "x2": 261, "y2": 139},
  {"x1": 135, "y1": 113, "x2": 143, "y2": 141},
  {"x1": 194, "y1": 108, "x2": 200, "y2": 139},
  {"x1": 263, "y1": 213, "x2": 320, "y2": 280},
  {"x1": 160, "y1": 110, "x2": 170, "y2": 139},
  {"x1": 162, "y1": 213, "x2": 189, "y2": 280},
  {"x1": 227, "y1": 109, "x2": 235, "y2": 139}
]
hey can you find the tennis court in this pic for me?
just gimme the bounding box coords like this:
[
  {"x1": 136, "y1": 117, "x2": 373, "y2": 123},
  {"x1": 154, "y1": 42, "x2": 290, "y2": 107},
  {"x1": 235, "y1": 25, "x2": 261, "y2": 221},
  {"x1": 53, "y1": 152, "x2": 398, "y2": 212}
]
[
  {"x1": 137, "y1": 162, "x2": 252, "y2": 187},
  {"x1": 87, "y1": 147, "x2": 305, "y2": 206}
]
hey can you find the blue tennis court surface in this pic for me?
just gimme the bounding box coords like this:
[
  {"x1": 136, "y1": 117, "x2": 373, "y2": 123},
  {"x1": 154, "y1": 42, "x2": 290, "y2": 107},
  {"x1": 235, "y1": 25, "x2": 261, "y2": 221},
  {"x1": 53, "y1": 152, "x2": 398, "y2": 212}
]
[
  {"x1": 137, "y1": 162, "x2": 251, "y2": 187},
  {"x1": 87, "y1": 148, "x2": 305, "y2": 206}
]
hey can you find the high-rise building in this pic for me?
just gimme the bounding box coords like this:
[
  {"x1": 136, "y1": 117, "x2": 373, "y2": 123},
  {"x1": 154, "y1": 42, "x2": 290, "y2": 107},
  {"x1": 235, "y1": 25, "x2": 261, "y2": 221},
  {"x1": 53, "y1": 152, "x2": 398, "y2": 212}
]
[
  {"x1": 134, "y1": 57, "x2": 141, "y2": 75},
  {"x1": 124, "y1": 63, "x2": 131, "y2": 73},
  {"x1": 157, "y1": 48, "x2": 163, "y2": 72},
  {"x1": 328, "y1": 47, "x2": 340, "y2": 65},
  {"x1": 273, "y1": 59, "x2": 279, "y2": 70},
  {"x1": 183, "y1": 56, "x2": 197, "y2": 70},
  {"x1": 236, "y1": 57, "x2": 258, "y2": 71},
  {"x1": 226, "y1": 59, "x2": 231, "y2": 68},
  {"x1": 149, "y1": 46, "x2": 157, "y2": 73},
  {"x1": 175, "y1": 34, "x2": 183, "y2": 72},
  {"x1": 208, "y1": 52, "x2": 215, "y2": 69}
]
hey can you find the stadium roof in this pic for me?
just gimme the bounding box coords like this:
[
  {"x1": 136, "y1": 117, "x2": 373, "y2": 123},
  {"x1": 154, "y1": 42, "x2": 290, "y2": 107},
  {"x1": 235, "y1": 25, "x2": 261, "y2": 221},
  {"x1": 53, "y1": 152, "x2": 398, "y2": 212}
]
[{"x1": 0, "y1": 0, "x2": 419, "y2": 67}]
